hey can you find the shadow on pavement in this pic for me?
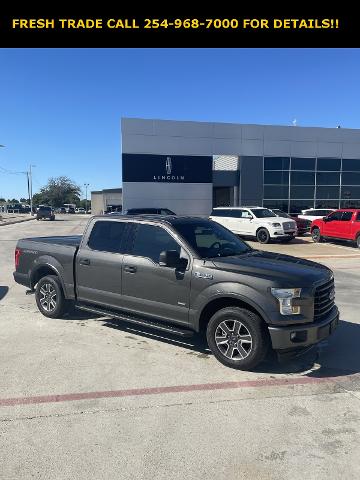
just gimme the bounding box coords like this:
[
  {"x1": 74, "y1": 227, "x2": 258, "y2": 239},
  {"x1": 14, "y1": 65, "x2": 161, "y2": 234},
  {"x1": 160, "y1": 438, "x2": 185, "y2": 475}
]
[
  {"x1": 0, "y1": 286, "x2": 9, "y2": 301},
  {"x1": 305, "y1": 319, "x2": 360, "y2": 378},
  {"x1": 58, "y1": 308, "x2": 360, "y2": 377}
]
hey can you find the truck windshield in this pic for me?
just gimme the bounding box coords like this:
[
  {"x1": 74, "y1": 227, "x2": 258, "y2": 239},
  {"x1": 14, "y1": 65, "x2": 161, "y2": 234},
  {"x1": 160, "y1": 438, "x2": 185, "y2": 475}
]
[
  {"x1": 174, "y1": 220, "x2": 252, "y2": 258},
  {"x1": 252, "y1": 208, "x2": 277, "y2": 218}
]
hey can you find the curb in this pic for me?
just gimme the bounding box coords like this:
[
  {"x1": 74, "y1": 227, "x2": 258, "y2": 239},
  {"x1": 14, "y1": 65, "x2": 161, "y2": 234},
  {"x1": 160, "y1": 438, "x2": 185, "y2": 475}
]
[{"x1": 0, "y1": 217, "x2": 36, "y2": 227}]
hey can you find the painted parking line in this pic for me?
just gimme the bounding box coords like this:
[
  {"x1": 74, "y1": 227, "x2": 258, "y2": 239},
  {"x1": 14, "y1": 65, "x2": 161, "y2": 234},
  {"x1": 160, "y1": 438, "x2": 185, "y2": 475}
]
[{"x1": 0, "y1": 375, "x2": 351, "y2": 408}]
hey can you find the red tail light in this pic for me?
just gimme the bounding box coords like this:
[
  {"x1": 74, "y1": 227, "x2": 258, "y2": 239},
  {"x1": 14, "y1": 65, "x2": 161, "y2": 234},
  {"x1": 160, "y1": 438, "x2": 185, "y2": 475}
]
[{"x1": 15, "y1": 248, "x2": 21, "y2": 269}]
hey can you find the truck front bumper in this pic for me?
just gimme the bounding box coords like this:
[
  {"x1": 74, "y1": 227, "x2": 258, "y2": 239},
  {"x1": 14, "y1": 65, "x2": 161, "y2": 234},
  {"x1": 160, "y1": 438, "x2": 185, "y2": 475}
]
[{"x1": 268, "y1": 306, "x2": 339, "y2": 350}]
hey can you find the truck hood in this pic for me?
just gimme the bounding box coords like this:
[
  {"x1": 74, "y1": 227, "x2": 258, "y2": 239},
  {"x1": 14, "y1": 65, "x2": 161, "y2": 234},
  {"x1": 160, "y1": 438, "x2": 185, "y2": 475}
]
[{"x1": 210, "y1": 250, "x2": 332, "y2": 286}]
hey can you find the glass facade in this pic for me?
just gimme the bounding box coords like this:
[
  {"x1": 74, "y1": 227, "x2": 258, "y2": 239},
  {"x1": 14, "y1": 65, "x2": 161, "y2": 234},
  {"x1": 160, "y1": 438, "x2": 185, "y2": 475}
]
[{"x1": 263, "y1": 157, "x2": 360, "y2": 213}]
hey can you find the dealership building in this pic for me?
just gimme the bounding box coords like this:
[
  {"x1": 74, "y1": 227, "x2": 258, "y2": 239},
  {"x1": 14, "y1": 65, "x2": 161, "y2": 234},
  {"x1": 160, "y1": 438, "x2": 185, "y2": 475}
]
[{"x1": 95, "y1": 118, "x2": 360, "y2": 216}]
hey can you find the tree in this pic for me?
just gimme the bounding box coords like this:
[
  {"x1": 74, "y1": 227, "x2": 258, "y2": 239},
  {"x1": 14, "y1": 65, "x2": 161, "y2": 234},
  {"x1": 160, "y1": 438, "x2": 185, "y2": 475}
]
[
  {"x1": 34, "y1": 176, "x2": 81, "y2": 207},
  {"x1": 78, "y1": 199, "x2": 91, "y2": 210},
  {"x1": 8, "y1": 198, "x2": 19, "y2": 203},
  {"x1": 20, "y1": 198, "x2": 29, "y2": 203},
  {"x1": 0, "y1": 198, "x2": 6, "y2": 203}
]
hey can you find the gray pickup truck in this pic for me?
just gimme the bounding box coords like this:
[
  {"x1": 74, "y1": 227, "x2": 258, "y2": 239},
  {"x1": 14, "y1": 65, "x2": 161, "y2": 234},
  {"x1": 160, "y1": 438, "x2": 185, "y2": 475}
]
[{"x1": 13, "y1": 215, "x2": 339, "y2": 370}]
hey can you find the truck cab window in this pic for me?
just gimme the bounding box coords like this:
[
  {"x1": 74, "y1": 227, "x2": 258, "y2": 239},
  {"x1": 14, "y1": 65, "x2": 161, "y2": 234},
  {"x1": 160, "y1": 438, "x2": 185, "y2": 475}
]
[
  {"x1": 131, "y1": 224, "x2": 181, "y2": 263},
  {"x1": 88, "y1": 221, "x2": 127, "y2": 253}
]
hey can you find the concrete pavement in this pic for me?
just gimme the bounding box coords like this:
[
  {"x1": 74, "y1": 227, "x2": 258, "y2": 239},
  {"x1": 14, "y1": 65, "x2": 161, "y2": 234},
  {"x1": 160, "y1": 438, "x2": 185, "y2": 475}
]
[{"x1": 1, "y1": 216, "x2": 360, "y2": 479}]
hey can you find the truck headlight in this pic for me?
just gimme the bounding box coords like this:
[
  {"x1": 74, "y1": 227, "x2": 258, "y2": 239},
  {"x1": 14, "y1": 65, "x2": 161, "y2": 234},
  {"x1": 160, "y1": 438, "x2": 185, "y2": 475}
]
[
  {"x1": 271, "y1": 223, "x2": 281, "y2": 227},
  {"x1": 271, "y1": 288, "x2": 301, "y2": 315}
]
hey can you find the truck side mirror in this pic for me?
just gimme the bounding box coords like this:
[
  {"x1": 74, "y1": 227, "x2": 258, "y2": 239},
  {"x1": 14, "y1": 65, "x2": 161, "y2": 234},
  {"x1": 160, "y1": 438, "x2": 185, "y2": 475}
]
[{"x1": 159, "y1": 250, "x2": 184, "y2": 268}]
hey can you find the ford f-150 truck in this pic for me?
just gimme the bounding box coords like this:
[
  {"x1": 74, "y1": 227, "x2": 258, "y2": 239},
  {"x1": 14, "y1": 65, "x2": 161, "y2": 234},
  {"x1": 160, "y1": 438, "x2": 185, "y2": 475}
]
[
  {"x1": 311, "y1": 209, "x2": 360, "y2": 248},
  {"x1": 13, "y1": 215, "x2": 339, "y2": 370}
]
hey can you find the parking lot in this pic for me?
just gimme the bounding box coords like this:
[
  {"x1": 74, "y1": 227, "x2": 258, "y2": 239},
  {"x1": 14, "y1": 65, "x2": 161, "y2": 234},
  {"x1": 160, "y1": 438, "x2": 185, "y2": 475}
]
[{"x1": 1, "y1": 215, "x2": 360, "y2": 479}]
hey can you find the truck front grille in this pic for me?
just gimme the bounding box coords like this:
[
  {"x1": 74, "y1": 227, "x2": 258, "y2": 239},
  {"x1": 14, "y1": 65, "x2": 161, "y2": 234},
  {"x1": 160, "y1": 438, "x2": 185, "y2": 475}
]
[
  {"x1": 314, "y1": 277, "x2": 335, "y2": 320},
  {"x1": 284, "y1": 222, "x2": 295, "y2": 230}
]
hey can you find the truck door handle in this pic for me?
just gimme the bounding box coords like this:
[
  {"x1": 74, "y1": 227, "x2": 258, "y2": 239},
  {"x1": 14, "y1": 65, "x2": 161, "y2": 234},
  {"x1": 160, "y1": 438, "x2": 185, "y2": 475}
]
[
  {"x1": 124, "y1": 265, "x2": 137, "y2": 273},
  {"x1": 79, "y1": 259, "x2": 90, "y2": 266}
]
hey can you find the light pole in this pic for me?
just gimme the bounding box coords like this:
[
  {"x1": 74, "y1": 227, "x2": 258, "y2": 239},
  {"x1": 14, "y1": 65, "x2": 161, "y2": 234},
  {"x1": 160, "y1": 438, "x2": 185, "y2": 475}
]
[
  {"x1": 29, "y1": 165, "x2": 36, "y2": 215},
  {"x1": 84, "y1": 183, "x2": 90, "y2": 213}
]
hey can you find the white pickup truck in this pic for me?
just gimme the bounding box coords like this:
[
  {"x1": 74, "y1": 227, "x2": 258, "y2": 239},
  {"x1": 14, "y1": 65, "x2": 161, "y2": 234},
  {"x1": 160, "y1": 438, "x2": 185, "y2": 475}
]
[{"x1": 209, "y1": 207, "x2": 297, "y2": 244}]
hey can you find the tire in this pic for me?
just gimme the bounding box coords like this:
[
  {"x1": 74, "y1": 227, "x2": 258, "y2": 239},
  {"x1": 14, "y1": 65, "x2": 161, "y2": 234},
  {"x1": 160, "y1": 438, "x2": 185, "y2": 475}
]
[
  {"x1": 256, "y1": 228, "x2": 270, "y2": 244},
  {"x1": 206, "y1": 307, "x2": 269, "y2": 370},
  {"x1": 356, "y1": 235, "x2": 360, "y2": 249},
  {"x1": 311, "y1": 227, "x2": 322, "y2": 243},
  {"x1": 35, "y1": 275, "x2": 68, "y2": 318}
]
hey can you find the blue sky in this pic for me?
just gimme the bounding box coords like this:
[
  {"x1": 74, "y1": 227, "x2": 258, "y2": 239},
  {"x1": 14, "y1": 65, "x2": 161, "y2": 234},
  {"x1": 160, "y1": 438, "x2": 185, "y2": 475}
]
[{"x1": 1, "y1": 48, "x2": 360, "y2": 200}]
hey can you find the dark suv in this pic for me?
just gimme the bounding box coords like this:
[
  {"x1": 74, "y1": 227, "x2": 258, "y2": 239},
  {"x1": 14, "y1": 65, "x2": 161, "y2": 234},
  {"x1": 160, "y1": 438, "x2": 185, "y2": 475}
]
[
  {"x1": 36, "y1": 206, "x2": 55, "y2": 221},
  {"x1": 124, "y1": 208, "x2": 176, "y2": 216}
]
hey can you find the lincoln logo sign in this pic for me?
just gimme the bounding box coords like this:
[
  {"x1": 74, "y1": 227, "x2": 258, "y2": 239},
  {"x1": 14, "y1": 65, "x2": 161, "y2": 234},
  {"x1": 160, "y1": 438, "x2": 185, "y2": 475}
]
[
  {"x1": 122, "y1": 154, "x2": 213, "y2": 184},
  {"x1": 153, "y1": 157, "x2": 185, "y2": 181}
]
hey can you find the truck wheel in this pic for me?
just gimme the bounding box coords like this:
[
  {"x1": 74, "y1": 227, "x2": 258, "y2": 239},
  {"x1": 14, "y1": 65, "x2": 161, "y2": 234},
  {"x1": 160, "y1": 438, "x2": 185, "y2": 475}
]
[
  {"x1": 35, "y1": 275, "x2": 68, "y2": 318},
  {"x1": 356, "y1": 235, "x2": 360, "y2": 248},
  {"x1": 206, "y1": 307, "x2": 269, "y2": 370},
  {"x1": 256, "y1": 228, "x2": 270, "y2": 244},
  {"x1": 311, "y1": 227, "x2": 322, "y2": 243}
]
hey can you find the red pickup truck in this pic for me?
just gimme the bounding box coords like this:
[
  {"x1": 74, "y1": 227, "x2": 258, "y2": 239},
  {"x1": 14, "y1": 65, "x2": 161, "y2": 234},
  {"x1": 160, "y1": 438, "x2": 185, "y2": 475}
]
[{"x1": 311, "y1": 209, "x2": 360, "y2": 248}]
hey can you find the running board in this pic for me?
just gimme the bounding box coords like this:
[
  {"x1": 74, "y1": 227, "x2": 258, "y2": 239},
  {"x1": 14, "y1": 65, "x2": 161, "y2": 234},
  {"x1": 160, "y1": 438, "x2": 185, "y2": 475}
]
[{"x1": 75, "y1": 303, "x2": 194, "y2": 338}]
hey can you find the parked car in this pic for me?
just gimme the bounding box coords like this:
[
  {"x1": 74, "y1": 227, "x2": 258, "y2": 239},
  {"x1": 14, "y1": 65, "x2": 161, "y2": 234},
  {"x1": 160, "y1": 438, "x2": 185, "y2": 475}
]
[
  {"x1": 209, "y1": 207, "x2": 297, "y2": 244},
  {"x1": 124, "y1": 208, "x2": 176, "y2": 216},
  {"x1": 13, "y1": 215, "x2": 338, "y2": 370},
  {"x1": 68, "y1": 207, "x2": 75, "y2": 214},
  {"x1": 298, "y1": 208, "x2": 336, "y2": 222},
  {"x1": 271, "y1": 209, "x2": 311, "y2": 236},
  {"x1": 76, "y1": 208, "x2": 86, "y2": 214},
  {"x1": 36, "y1": 206, "x2": 55, "y2": 221},
  {"x1": 311, "y1": 209, "x2": 360, "y2": 248}
]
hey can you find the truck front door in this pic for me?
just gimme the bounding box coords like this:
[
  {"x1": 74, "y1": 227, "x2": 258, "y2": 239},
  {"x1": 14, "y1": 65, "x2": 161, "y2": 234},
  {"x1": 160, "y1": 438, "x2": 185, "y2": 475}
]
[{"x1": 121, "y1": 223, "x2": 192, "y2": 325}]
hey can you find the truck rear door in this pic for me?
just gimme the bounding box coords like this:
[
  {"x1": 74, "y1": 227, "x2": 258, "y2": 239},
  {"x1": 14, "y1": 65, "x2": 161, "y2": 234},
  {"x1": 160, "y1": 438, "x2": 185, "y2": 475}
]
[{"x1": 75, "y1": 219, "x2": 128, "y2": 309}]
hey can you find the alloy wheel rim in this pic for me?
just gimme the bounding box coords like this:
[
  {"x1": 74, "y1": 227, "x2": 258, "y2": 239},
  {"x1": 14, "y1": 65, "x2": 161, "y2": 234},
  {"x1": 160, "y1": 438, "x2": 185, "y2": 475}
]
[
  {"x1": 313, "y1": 230, "x2": 320, "y2": 241},
  {"x1": 39, "y1": 283, "x2": 57, "y2": 312},
  {"x1": 215, "y1": 319, "x2": 253, "y2": 361},
  {"x1": 258, "y1": 231, "x2": 267, "y2": 242}
]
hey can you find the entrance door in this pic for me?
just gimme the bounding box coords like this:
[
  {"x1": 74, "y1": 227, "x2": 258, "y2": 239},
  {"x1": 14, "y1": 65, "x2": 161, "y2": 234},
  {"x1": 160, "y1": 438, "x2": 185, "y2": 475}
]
[{"x1": 213, "y1": 187, "x2": 232, "y2": 207}]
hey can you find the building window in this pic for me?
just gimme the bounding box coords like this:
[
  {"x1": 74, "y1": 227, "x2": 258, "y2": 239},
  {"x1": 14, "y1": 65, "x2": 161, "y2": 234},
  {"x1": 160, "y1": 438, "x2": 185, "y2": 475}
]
[
  {"x1": 342, "y1": 172, "x2": 360, "y2": 185},
  {"x1": 291, "y1": 157, "x2": 316, "y2": 170},
  {"x1": 263, "y1": 200, "x2": 289, "y2": 211},
  {"x1": 316, "y1": 172, "x2": 340, "y2": 185},
  {"x1": 290, "y1": 172, "x2": 315, "y2": 185},
  {"x1": 264, "y1": 171, "x2": 289, "y2": 185},
  {"x1": 316, "y1": 186, "x2": 340, "y2": 199},
  {"x1": 263, "y1": 156, "x2": 360, "y2": 213},
  {"x1": 341, "y1": 186, "x2": 360, "y2": 199},
  {"x1": 289, "y1": 200, "x2": 314, "y2": 214},
  {"x1": 264, "y1": 185, "x2": 289, "y2": 199},
  {"x1": 264, "y1": 157, "x2": 290, "y2": 170},
  {"x1": 342, "y1": 159, "x2": 360, "y2": 171},
  {"x1": 290, "y1": 186, "x2": 315, "y2": 199}
]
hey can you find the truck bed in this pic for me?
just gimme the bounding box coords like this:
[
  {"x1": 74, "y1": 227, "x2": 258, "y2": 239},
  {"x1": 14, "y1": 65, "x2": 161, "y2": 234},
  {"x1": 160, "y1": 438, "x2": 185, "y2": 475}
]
[
  {"x1": 22, "y1": 235, "x2": 82, "y2": 247},
  {"x1": 14, "y1": 235, "x2": 83, "y2": 298}
]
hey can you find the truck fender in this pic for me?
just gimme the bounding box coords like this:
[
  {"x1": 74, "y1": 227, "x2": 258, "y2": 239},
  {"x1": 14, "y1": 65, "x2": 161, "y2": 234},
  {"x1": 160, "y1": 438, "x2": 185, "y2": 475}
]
[
  {"x1": 29, "y1": 256, "x2": 68, "y2": 297},
  {"x1": 191, "y1": 282, "x2": 273, "y2": 331}
]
